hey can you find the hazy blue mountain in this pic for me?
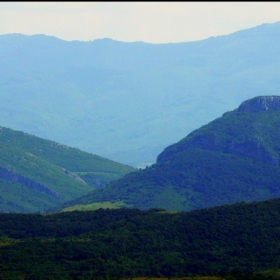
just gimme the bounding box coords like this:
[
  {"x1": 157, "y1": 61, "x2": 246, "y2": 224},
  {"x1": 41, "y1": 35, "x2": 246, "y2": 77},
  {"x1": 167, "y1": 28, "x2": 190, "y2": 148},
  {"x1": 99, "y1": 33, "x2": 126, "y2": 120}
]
[
  {"x1": 62, "y1": 96, "x2": 280, "y2": 212},
  {"x1": 1, "y1": 22, "x2": 280, "y2": 166}
]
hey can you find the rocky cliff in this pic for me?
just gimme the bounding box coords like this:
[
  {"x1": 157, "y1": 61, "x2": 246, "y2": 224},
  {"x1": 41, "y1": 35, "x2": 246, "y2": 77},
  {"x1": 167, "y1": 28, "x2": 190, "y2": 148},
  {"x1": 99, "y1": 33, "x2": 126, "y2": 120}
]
[
  {"x1": 0, "y1": 166, "x2": 60, "y2": 199},
  {"x1": 237, "y1": 96, "x2": 280, "y2": 112}
]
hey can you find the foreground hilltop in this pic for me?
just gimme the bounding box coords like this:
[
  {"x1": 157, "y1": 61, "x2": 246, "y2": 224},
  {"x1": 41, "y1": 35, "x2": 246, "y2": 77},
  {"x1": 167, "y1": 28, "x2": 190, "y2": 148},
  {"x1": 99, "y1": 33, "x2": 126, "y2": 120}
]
[
  {"x1": 2, "y1": 198, "x2": 280, "y2": 278},
  {"x1": 63, "y1": 96, "x2": 280, "y2": 211}
]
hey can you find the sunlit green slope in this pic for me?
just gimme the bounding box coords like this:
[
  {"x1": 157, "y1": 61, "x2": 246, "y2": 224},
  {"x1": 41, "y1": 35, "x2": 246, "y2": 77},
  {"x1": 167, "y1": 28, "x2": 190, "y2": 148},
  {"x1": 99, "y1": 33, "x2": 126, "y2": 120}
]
[{"x1": 0, "y1": 126, "x2": 135, "y2": 213}]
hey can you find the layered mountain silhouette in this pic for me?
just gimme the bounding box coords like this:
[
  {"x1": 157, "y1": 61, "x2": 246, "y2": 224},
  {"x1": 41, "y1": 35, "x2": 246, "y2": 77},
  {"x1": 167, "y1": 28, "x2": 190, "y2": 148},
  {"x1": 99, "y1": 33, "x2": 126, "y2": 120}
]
[
  {"x1": 63, "y1": 96, "x2": 280, "y2": 211},
  {"x1": 1, "y1": 22, "x2": 280, "y2": 166},
  {"x1": 0, "y1": 126, "x2": 135, "y2": 213}
]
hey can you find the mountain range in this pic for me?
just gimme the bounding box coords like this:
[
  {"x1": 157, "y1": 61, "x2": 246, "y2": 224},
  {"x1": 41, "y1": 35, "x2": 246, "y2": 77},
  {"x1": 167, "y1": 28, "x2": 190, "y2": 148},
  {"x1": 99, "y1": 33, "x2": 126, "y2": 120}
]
[
  {"x1": 63, "y1": 96, "x2": 280, "y2": 212},
  {"x1": 3, "y1": 21, "x2": 280, "y2": 279},
  {"x1": 1, "y1": 22, "x2": 280, "y2": 166}
]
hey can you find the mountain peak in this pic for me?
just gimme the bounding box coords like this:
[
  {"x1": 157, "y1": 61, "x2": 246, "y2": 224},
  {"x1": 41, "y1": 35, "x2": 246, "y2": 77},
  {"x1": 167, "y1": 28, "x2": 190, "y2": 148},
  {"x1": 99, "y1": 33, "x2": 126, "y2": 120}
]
[{"x1": 237, "y1": 96, "x2": 280, "y2": 112}]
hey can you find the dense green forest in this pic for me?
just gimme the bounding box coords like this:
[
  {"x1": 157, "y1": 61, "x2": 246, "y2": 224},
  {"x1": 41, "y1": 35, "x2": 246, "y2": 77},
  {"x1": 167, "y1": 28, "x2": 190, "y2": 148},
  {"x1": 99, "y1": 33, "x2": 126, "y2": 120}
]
[
  {"x1": 62, "y1": 97, "x2": 280, "y2": 212},
  {"x1": 0, "y1": 126, "x2": 135, "y2": 213},
  {"x1": 1, "y1": 198, "x2": 280, "y2": 279}
]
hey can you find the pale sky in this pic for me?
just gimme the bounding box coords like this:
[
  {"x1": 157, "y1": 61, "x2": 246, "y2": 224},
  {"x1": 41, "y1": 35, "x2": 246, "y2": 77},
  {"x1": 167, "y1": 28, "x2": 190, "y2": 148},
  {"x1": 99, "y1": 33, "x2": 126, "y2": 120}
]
[{"x1": 1, "y1": 2, "x2": 280, "y2": 43}]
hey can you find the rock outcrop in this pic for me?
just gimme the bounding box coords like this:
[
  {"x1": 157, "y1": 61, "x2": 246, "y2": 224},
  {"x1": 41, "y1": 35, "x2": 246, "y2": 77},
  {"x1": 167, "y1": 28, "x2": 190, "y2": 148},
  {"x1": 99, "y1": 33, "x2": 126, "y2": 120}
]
[
  {"x1": 238, "y1": 96, "x2": 280, "y2": 112},
  {"x1": 0, "y1": 166, "x2": 60, "y2": 198}
]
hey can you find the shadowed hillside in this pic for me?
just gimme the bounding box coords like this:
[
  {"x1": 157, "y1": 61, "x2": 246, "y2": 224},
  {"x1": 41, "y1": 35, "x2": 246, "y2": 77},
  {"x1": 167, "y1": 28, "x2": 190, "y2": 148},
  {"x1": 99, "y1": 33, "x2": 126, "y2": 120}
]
[{"x1": 2, "y1": 198, "x2": 280, "y2": 278}]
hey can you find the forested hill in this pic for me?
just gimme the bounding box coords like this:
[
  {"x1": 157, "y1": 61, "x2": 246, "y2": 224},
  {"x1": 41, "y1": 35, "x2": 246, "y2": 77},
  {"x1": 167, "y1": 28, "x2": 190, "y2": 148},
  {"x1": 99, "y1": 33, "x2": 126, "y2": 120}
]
[
  {"x1": 62, "y1": 96, "x2": 280, "y2": 212},
  {"x1": 157, "y1": 95, "x2": 280, "y2": 164},
  {"x1": 2, "y1": 198, "x2": 280, "y2": 278},
  {"x1": 1, "y1": 22, "x2": 280, "y2": 166},
  {"x1": 0, "y1": 126, "x2": 135, "y2": 213}
]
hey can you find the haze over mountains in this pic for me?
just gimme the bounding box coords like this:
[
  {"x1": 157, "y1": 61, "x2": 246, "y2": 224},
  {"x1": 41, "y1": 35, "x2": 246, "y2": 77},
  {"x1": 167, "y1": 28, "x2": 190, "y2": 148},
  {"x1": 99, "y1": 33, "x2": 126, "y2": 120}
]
[{"x1": 1, "y1": 22, "x2": 280, "y2": 166}]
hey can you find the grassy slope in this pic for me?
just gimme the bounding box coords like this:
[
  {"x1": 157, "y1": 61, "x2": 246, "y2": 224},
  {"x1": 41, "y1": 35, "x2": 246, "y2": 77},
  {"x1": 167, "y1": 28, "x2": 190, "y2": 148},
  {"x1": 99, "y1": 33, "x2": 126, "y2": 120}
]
[
  {"x1": 0, "y1": 126, "x2": 135, "y2": 213},
  {"x1": 0, "y1": 126, "x2": 135, "y2": 183}
]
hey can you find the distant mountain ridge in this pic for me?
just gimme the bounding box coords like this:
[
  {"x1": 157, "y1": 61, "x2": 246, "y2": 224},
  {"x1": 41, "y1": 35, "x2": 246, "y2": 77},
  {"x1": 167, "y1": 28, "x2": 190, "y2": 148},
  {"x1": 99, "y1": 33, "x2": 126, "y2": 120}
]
[
  {"x1": 1, "y1": 22, "x2": 280, "y2": 165},
  {"x1": 62, "y1": 96, "x2": 280, "y2": 212}
]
